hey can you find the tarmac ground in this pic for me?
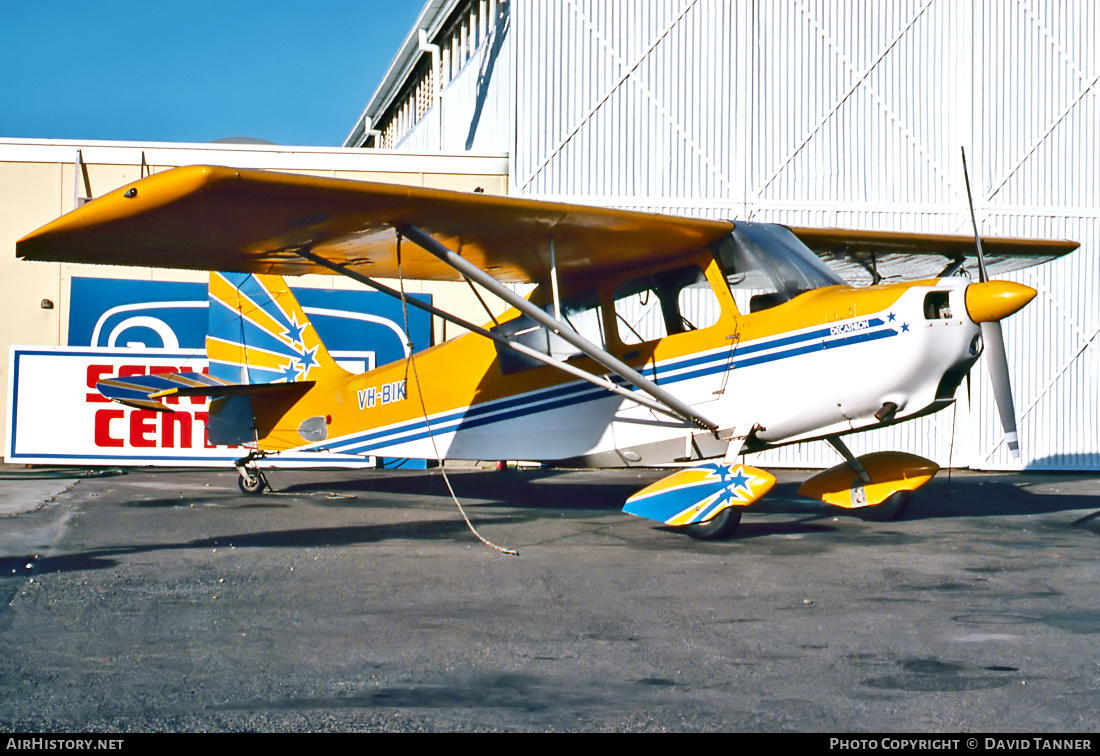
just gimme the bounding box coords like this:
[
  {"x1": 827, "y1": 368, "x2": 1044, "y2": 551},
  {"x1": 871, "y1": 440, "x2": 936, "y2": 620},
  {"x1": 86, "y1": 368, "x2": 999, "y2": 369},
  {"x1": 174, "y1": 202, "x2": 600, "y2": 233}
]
[{"x1": 0, "y1": 464, "x2": 1097, "y2": 732}]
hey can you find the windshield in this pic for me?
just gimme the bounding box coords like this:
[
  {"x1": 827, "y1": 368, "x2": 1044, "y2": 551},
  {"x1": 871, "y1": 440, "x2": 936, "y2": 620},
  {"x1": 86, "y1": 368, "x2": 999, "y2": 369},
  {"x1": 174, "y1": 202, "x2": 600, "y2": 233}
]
[{"x1": 714, "y1": 222, "x2": 846, "y2": 312}]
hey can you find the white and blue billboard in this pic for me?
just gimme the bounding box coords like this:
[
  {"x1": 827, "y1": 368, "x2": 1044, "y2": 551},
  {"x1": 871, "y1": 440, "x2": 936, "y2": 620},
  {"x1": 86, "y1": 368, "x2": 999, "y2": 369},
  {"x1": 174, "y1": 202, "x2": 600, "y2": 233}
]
[{"x1": 6, "y1": 277, "x2": 431, "y2": 468}]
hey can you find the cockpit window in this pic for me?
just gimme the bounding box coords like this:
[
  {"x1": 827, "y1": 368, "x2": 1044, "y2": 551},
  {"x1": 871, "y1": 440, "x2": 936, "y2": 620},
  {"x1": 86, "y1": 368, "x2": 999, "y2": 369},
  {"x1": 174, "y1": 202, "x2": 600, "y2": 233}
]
[
  {"x1": 715, "y1": 222, "x2": 846, "y2": 313},
  {"x1": 614, "y1": 265, "x2": 720, "y2": 345},
  {"x1": 492, "y1": 288, "x2": 604, "y2": 375}
]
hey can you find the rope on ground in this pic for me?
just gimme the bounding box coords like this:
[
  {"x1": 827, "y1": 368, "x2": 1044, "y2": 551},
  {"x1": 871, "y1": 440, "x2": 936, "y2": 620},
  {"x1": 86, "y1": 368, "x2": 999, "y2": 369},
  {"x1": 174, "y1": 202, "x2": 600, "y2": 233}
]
[{"x1": 396, "y1": 233, "x2": 519, "y2": 556}]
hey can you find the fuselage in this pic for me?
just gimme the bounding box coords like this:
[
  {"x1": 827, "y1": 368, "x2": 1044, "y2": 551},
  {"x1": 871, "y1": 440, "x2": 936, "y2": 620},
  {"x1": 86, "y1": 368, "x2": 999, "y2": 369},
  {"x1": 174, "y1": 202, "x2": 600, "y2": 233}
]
[{"x1": 257, "y1": 238, "x2": 983, "y2": 467}]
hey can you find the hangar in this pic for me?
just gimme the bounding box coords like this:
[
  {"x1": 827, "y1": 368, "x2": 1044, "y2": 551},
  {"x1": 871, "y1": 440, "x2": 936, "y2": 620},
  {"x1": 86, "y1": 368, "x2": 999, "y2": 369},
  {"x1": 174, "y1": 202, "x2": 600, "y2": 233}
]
[
  {"x1": 0, "y1": 139, "x2": 507, "y2": 458},
  {"x1": 344, "y1": 0, "x2": 1099, "y2": 471},
  {"x1": 3, "y1": 0, "x2": 1097, "y2": 471}
]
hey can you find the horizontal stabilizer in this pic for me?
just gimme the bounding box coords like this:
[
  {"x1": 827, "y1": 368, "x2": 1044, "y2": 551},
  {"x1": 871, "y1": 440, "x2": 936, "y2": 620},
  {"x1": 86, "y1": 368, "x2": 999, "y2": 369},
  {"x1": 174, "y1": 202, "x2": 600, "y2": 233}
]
[{"x1": 98, "y1": 372, "x2": 314, "y2": 412}]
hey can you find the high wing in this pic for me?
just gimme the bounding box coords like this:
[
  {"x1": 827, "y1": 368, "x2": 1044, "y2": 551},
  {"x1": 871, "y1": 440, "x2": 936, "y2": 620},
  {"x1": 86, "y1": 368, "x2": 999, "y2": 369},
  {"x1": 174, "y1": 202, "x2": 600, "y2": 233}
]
[
  {"x1": 792, "y1": 226, "x2": 1080, "y2": 283},
  {"x1": 17, "y1": 165, "x2": 1077, "y2": 284},
  {"x1": 16, "y1": 165, "x2": 733, "y2": 284}
]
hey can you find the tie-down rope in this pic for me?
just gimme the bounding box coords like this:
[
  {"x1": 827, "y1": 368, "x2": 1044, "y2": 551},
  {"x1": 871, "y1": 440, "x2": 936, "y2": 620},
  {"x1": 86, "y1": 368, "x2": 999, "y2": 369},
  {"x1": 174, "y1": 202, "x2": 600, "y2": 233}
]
[{"x1": 395, "y1": 234, "x2": 518, "y2": 556}]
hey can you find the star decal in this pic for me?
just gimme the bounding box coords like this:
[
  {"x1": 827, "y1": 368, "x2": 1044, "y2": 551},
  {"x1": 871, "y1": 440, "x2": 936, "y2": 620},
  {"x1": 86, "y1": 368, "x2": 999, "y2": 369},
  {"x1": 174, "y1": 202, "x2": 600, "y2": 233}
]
[
  {"x1": 282, "y1": 312, "x2": 307, "y2": 351},
  {"x1": 901, "y1": 323, "x2": 910, "y2": 333},
  {"x1": 887, "y1": 312, "x2": 897, "y2": 323},
  {"x1": 277, "y1": 360, "x2": 303, "y2": 383},
  {"x1": 720, "y1": 465, "x2": 756, "y2": 501},
  {"x1": 296, "y1": 344, "x2": 319, "y2": 379}
]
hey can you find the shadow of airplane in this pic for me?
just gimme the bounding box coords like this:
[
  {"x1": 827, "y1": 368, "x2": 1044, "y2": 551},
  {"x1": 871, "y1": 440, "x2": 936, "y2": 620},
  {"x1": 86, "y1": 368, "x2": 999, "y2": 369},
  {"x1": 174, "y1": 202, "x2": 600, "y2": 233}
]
[
  {"x1": 2, "y1": 467, "x2": 1095, "y2": 579},
  {"x1": 0, "y1": 514, "x2": 522, "y2": 580},
  {"x1": 267, "y1": 466, "x2": 1100, "y2": 522}
]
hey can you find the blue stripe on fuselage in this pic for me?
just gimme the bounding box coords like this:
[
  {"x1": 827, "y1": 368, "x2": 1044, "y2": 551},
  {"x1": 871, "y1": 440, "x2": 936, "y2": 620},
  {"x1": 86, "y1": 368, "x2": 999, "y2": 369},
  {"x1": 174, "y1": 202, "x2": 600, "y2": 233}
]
[{"x1": 314, "y1": 319, "x2": 900, "y2": 455}]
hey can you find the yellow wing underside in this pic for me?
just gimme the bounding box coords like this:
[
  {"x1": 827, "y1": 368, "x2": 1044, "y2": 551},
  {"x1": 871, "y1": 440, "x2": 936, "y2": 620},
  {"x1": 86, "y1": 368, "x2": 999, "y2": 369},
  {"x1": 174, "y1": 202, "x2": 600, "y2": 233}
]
[
  {"x1": 16, "y1": 165, "x2": 1078, "y2": 284},
  {"x1": 16, "y1": 165, "x2": 733, "y2": 284}
]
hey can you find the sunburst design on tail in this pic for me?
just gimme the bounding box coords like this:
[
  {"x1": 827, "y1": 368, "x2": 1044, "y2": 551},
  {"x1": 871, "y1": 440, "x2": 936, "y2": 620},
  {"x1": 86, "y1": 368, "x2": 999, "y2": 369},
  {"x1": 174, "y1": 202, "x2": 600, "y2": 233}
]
[{"x1": 206, "y1": 272, "x2": 346, "y2": 385}]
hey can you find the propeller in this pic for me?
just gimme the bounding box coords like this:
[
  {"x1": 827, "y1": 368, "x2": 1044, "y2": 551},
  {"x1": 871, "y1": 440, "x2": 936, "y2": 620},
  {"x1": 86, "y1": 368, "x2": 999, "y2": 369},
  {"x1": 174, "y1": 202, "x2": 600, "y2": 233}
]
[{"x1": 961, "y1": 148, "x2": 1034, "y2": 459}]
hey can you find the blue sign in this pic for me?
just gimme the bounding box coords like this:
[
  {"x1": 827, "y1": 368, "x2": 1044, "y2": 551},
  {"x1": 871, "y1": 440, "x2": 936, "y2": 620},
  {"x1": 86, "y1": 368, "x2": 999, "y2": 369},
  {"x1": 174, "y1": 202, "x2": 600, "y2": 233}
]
[
  {"x1": 67, "y1": 276, "x2": 433, "y2": 469},
  {"x1": 68, "y1": 276, "x2": 431, "y2": 371}
]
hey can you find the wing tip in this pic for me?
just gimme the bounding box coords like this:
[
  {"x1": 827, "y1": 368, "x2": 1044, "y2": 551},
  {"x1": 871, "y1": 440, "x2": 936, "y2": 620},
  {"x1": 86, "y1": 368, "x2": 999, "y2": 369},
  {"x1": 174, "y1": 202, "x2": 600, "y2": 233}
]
[{"x1": 16, "y1": 164, "x2": 239, "y2": 263}]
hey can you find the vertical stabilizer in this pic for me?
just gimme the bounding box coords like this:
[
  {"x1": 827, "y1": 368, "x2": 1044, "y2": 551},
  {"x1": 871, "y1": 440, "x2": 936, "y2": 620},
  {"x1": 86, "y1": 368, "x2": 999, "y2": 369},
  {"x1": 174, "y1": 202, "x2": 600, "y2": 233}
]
[{"x1": 206, "y1": 272, "x2": 347, "y2": 386}]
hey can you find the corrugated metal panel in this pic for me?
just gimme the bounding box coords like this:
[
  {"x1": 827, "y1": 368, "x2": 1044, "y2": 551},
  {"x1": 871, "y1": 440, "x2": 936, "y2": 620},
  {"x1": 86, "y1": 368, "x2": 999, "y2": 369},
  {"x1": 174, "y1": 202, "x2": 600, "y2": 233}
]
[
  {"x1": 968, "y1": 219, "x2": 1100, "y2": 470},
  {"x1": 966, "y1": 0, "x2": 1100, "y2": 470},
  {"x1": 976, "y1": 0, "x2": 1100, "y2": 214},
  {"x1": 751, "y1": 0, "x2": 961, "y2": 210},
  {"x1": 505, "y1": 0, "x2": 1098, "y2": 469},
  {"x1": 513, "y1": 0, "x2": 746, "y2": 206}
]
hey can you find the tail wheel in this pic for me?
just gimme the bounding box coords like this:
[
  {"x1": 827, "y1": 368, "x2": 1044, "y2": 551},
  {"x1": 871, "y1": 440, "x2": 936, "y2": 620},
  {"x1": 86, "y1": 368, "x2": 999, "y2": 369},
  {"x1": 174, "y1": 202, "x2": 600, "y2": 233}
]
[
  {"x1": 860, "y1": 490, "x2": 911, "y2": 522},
  {"x1": 681, "y1": 508, "x2": 742, "y2": 540},
  {"x1": 237, "y1": 470, "x2": 267, "y2": 495}
]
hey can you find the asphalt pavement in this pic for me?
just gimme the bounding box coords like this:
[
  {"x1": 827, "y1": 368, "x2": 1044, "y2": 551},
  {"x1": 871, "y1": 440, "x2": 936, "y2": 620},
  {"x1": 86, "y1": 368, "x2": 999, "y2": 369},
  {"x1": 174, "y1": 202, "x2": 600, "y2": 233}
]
[{"x1": 0, "y1": 464, "x2": 1097, "y2": 732}]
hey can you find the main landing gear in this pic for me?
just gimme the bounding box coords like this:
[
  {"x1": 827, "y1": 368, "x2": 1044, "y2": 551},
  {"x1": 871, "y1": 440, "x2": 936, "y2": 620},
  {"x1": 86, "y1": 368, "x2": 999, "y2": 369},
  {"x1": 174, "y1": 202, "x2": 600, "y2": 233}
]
[
  {"x1": 681, "y1": 508, "x2": 743, "y2": 540},
  {"x1": 798, "y1": 438, "x2": 935, "y2": 521},
  {"x1": 857, "y1": 490, "x2": 912, "y2": 521}
]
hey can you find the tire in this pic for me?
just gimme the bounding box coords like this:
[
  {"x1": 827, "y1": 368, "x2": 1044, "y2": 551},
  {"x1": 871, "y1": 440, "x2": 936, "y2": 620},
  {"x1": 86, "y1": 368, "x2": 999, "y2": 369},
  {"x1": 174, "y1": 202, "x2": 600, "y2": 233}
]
[
  {"x1": 860, "y1": 490, "x2": 911, "y2": 522},
  {"x1": 237, "y1": 470, "x2": 267, "y2": 495},
  {"x1": 682, "y1": 508, "x2": 742, "y2": 540}
]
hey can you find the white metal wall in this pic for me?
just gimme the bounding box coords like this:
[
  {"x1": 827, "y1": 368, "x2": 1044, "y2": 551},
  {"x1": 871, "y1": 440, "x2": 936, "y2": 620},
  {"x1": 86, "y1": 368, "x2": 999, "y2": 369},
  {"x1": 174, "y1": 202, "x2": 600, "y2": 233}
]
[
  {"x1": 399, "y1": 0, "x2": 514, "y2": 154},
  {"x1": 513, "y1": 0, "x2": 748, "y2": 209},
  {"x1": 509, "y1": 0, "x2": 1100, "y2": 470},
  {"x1": 970, "y1": 0, "x2": 1100, "y2": 470}
]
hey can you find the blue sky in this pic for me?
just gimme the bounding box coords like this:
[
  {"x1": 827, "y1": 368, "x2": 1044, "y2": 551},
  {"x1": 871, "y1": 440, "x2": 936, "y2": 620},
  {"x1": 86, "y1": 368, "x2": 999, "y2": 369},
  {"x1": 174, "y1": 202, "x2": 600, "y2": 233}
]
[{"x1": 0, "y1": 1, "x2": 424, "y2": 146}]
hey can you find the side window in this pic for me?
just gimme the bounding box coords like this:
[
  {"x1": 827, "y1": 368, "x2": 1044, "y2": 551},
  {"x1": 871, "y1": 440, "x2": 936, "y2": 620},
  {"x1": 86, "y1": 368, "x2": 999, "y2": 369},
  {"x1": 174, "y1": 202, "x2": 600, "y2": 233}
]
[
  {"x1": 555, "y1": 297, "x2": 605, "y2": 356},
  {"x1": 493, "y1": 289, "x2": 604, "y2": 374},
  {"x1": 615, "y1": 283, "x2": 667, "y2": 345},
  {"x1": 614, "y1": 265, "x2": 720, "y2": 346},
  {"x1": 676, "y1": 272, "x2": 723, "y2": 332}
]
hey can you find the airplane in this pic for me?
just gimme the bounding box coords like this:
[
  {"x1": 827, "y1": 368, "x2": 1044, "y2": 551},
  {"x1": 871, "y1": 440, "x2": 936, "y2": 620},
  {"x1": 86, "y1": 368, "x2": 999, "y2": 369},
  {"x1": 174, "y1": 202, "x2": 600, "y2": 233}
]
[{"x1": 16, "y1": 164, "x2": 1078, "y2": 539}]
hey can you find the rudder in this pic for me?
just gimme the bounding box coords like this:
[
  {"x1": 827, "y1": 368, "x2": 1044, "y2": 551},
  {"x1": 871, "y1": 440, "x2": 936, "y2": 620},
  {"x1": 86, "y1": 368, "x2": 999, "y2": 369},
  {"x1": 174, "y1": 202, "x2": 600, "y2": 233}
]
[
  {"x1": 206, "y1": 272, "x2": 347, "y2": 386},
  {"x1": 204, "y1": 272, "x2": 348, "y2": 447}
]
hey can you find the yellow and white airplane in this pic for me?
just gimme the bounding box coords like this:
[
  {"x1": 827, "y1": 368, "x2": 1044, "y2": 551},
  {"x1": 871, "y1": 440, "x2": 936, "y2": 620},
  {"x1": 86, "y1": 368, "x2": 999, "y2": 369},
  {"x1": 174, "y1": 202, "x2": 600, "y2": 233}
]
[{"x1": 17, "y1": 165, "x2": 1077, "y2": 538}]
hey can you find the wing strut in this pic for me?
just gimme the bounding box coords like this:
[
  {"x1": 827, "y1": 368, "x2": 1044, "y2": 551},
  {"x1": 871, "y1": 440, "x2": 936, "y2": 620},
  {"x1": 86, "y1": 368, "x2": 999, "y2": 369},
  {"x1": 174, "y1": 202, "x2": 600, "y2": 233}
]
[
  {"x1": 398, "y1": 224, "x2": 719, "y2": 433},
  {"x1": 294, "y1": 247, "x2": 699, "y2": 427}
]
